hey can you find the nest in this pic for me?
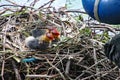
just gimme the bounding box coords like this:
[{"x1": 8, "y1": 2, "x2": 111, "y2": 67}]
[{"x1": 0, "y1": 2, "x2": 120, "y2": 80}]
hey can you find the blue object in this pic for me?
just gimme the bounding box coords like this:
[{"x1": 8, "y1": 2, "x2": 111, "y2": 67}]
[
  {"x1": 82, "y1": 0, "x2": 120, "y2": 24},
  {"x1": 21, "y1": 57, "x2": 37, "y2": 63}
]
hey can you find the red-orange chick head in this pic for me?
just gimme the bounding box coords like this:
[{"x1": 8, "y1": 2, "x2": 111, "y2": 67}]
[
  {"x1": 45, "y1": 32, "x2": 54, "y2": 41},
  {"x1": 49, "y1": 27, "x2": 60, "y2": 38}
]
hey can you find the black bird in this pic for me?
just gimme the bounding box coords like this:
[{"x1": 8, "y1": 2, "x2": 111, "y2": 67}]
[
  {"x1": 104, "y1": 33, "x2": 120, "y2": 67},
  {"x1": 23, "y1": 29, "x2": 54, "y2": 63},
  {"x1": 25, "y1": 32, "x2": 54, "y2": 50}
]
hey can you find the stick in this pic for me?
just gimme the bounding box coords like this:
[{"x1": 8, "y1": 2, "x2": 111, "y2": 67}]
[{"x1": 12, "y1": 60, "x2": 22, "y2": 80}]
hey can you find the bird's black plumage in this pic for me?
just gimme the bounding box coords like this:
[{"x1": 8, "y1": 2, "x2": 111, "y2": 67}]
[
  {"x1": 32, "y1": 28, "x2": 46, "y2": 38},
  {"x1": 25, "y1": 36, "x2": 40, "y2": 50},
  {"x1": 25, "y1": 36, "x2": 50, "y2": 51},
  {"x1": 104, "y1": 33, "x2": 120, "y2": 67}
]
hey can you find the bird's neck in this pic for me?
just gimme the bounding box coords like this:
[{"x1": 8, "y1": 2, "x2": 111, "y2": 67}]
[{"x1": 40, "y1": 35, "x2": 51, "y2": 42}]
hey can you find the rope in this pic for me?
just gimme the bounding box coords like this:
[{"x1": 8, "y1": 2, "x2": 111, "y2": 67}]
[{"x1": 94, "y1": 0, "x2": 100, "y2": 21}]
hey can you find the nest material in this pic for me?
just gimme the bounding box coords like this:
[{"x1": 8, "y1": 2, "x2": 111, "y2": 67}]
[{"x1": 0, "y1": 5, "x2": 119, "y2": 80}]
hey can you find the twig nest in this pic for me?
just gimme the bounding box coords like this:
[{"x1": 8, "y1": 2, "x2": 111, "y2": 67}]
[{"x1": 65, "y1": 28, "x2": 72, "y2": 33}]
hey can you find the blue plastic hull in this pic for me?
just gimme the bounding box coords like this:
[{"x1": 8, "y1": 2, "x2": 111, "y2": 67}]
[{"x1": 82, "y1": 0, "x2": 120, "y2": 24}]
